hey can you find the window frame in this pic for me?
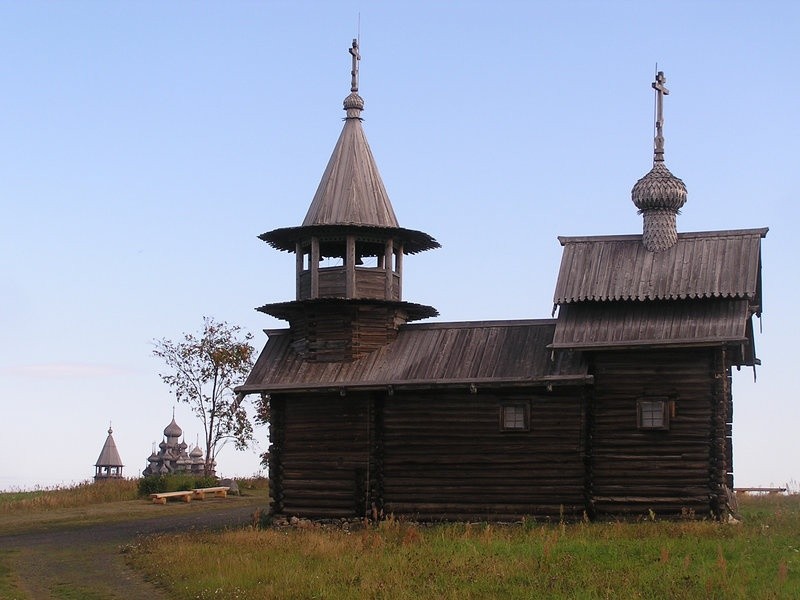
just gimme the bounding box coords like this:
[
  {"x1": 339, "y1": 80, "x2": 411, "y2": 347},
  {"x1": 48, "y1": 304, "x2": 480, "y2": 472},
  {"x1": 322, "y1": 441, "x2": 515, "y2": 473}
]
[
  {"x1": 637, "y1": 397, "x2": 670, "y2": 431},
  {"x1": 499, "y1": 402, "x2": 530, "y2": 432}
]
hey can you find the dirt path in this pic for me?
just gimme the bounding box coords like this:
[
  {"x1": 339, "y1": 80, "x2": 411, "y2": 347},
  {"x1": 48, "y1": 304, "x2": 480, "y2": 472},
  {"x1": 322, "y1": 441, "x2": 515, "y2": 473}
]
[{"x1": 0, "y1": 496, "x2": 263, "y2": 599}]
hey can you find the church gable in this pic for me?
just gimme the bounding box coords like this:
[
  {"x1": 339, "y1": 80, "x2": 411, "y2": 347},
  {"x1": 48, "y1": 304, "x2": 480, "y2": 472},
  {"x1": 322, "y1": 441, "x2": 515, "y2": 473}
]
[{"x1": 553, "y1": 229, "x2": 767, "y2": 306}]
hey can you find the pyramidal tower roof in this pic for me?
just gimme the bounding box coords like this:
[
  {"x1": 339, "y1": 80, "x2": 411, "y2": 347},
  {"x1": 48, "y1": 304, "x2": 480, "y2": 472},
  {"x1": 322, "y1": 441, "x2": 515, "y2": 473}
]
[
  {"x1": 260, "y1": 39, "x2": 439, "y2": 254},
  {"x1": 302, "y1": 39, "x2": 399, "y2": 228},
  {"x1": 95, "y1": 426, "x2": 124, "y2": 468}
]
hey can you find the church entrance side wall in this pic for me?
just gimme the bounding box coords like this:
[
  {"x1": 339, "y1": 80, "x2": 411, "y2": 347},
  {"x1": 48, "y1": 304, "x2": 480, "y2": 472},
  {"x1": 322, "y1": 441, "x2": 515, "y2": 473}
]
[{"x1": 588, "y1": 348, "x2": 718, "y2": 518}]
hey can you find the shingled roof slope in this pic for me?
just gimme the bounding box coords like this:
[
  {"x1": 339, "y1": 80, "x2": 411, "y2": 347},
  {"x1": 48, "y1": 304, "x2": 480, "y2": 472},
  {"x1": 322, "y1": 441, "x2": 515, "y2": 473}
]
[
  {"x1": 551, "y1": 299, "x2": 751, "y2": 349},
  {"x1": 553, "y1": 228, "x2": 767, "y2": 307},
  {"x1": 238, "y1": 320, "x2": 589, "y2": 394},
  {"x1": 301, "y1": 106, "x2": 398, "y2": 228},
  {"x1": 95, "y1": 428, "x2": 124, "y2": 468}
]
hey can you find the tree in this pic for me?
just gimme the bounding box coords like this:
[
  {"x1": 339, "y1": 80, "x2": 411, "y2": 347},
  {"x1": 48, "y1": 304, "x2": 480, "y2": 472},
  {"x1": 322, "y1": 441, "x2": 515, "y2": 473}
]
[{"x1": 153, "y1": 317, "x2": 256, "y2": 476}]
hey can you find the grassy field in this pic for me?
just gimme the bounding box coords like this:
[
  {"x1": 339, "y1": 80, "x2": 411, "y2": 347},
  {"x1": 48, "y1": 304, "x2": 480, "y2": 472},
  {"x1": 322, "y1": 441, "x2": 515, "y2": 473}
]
[
  {"x1": 126, "y1": 494, "x2": 800, "y2": 599},
  {"x1": 2, "y1": 482, "x2": 798, "y2": 598},
  {"x1": 0, "y1": 479, "x2": 139, "y2": 513}
]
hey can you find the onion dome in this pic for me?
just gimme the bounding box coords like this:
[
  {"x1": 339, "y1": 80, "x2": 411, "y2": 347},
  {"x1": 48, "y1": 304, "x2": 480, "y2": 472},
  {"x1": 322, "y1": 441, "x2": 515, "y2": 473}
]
[
  {"x1": 163, "y1": 416, "x2": 182, "y2": 438},
  {"x1": 190, "y1": 445, "x2": 204, "y2": 459},
  {"x1": 632, "y1": 162, "x2": 687, "y2": 252},
  {"x1": 343, "y1": 92, "x2": 365, "y2": 117},
  {"x1": 632, "y1": 162, "x2": 687, "y2": 212},
  {"x1": 631, "y1": 71, "x2": 687, "y2": 252}
]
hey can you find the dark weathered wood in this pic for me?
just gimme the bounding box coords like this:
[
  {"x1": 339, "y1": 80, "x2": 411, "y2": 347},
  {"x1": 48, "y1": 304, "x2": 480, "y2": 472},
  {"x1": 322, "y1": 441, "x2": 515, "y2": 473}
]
[
  {"x1": 587, "y1": 348, "x2": 721, "y2": 517},
  {"x1": 275, "y1": 395, "x2": 372, "y2": 518},
  {"x1": 552, "y1": 299, "x2": 754, "y2": 364},
  {"x1": 240, "y1": 320, "x2": 588, "y2": 391},
  {"x1": 381, "y1": 390, "x2": 586, "y2": 519}
]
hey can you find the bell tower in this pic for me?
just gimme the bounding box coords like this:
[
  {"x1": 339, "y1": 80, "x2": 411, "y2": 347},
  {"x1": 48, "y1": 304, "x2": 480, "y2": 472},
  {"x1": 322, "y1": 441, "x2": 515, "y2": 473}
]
[{"x1": 258, "y1": 40, "x2": 439, "y2": 362}]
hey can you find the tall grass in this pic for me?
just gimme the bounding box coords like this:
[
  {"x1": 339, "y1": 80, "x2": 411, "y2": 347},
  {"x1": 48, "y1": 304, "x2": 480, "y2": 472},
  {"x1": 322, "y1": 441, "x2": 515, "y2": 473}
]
[
  {"x1": 0, "y1": 479, "x2": 139, "y2": 514},
  {"x1": 126, "y1": 494, "x2": 800, "y2": 599}
]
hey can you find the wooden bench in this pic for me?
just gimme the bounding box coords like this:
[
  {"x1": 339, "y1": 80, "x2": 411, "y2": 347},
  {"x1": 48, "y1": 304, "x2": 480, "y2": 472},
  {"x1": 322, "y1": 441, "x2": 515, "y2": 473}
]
[
  {"x1": 192, "y1": 486, "x2": 230, "y2": 500},
  {"x1": 734, "y1": 487, "x2": 787, "y2": 495},
  {"x1": 150, "y1": 490, "x2": 194, "y2": 504}
]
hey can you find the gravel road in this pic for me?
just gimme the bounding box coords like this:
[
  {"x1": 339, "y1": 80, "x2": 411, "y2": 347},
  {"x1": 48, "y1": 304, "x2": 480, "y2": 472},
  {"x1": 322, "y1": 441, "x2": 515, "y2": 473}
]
[{"x1": 0, "y1": 498, "x2": 262, "y2": 599}]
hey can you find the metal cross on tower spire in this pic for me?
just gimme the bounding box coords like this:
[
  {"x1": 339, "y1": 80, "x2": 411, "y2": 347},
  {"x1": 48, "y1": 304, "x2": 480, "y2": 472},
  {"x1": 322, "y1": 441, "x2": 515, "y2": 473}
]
[
  {"x1": 349, "y1": 38, "x2": 360, "y2": 93},
  {"x1": 652, "y1": 70, "x2": 669, "y2": 162}
]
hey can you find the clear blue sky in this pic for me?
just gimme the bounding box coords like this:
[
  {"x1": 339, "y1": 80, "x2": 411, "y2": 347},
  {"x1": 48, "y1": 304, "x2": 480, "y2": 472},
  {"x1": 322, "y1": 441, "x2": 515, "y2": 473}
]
[{"x1": 1, "y1": 1, "x2": 797, "y2": 490}]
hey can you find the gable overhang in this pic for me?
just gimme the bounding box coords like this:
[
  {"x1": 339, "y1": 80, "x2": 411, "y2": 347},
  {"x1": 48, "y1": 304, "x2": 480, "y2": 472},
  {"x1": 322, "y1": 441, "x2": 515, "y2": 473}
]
[
  {"x1": 237, "y1": 373, "x2": 593, "y2": 397},
  {"x1": 550, "y1": 299, "x2": 759, "y2": 366}
]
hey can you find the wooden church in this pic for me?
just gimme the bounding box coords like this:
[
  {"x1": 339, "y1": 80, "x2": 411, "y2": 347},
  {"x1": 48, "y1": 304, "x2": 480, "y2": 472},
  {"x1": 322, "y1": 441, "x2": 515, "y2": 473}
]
[{"x1": 236, "y1": 42, "x2": 767, "y2": 521}]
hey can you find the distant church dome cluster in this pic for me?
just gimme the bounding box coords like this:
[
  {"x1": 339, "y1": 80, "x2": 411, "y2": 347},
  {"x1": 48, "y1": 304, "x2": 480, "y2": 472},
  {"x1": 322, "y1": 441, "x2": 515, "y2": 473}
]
[{"x1": 142, "y1": 414, "x2": 212, "y2": 477}]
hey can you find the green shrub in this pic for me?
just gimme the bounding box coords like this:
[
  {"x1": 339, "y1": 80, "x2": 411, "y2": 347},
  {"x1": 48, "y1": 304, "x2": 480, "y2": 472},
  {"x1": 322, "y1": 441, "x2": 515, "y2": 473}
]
[{"x1": 137, "y1": 475, "x2": 218, "y2": 497}]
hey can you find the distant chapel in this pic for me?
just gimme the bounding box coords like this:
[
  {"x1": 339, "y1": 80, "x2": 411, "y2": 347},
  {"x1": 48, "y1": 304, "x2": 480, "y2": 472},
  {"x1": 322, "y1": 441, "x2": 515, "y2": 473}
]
[
  {"x1": 94, "y1": 425, "x2": 124, "y2": 481},
  {"x1": 142, "y1": 415, "x2": 212, "y2": 477},
  {"x1": 236, "y1": 42, "x2": 766, "y2": 521}
]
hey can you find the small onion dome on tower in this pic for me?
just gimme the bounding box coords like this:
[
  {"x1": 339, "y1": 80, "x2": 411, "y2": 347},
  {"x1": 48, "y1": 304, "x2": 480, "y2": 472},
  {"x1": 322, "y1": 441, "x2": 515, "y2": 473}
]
[
  {"x1": 163, "y1": 415, "x2": 182, "y2": 439},
  {"x1": 631, "y1": 71, "x2": 687, "y2": 252},
  {"x1": 190, "y1": 445, "x2": 204, "y2": 465},
  {"x1": 343, "y1": 91, "x2": 365, "y2": 117}
]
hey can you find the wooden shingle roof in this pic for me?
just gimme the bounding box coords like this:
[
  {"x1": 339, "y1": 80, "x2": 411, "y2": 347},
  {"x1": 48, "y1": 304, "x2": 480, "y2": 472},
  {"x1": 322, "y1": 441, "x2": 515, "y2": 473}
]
[
  {"x1": 553, "y1": 228, "x2": 767, "y2": 309},
  {"x1": 302, "y1": 114, "x2": 398, "y2": 228},
  {"x1": 237, "y1": 320, "x2": 589, "y2": 394},
  {"x1": 95, "y1": 427, "x2": 124, "y2": 468},
  {"x1": 260, "y1": 224, "x2": 440, "y2": 255},
  {"x1": 551, "y1": 298, "x2": 752, "y2": 350}
]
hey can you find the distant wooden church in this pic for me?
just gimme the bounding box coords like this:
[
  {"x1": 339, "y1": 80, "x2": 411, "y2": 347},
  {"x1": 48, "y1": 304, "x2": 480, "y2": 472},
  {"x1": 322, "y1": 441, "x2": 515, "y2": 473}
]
[{"x1": 236, "y1": 42, "x2": 766, "y2": 521}]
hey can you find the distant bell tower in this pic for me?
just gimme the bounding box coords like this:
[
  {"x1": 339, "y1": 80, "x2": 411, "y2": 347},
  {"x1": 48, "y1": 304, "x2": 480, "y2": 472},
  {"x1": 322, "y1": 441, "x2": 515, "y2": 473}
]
[
  {"x1": 631, "y1": 70, "x2": 688, "y2": 252},
  {"x1": 94, "y1": 424, "x2": 124, "y2": 481},
  {"x1": 258, "y1": 39, "x2": 439, "y2": 362}
]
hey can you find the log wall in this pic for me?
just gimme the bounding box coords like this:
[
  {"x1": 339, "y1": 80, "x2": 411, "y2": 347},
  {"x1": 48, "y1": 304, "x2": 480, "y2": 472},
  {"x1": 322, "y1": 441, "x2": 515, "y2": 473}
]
[
  {"x1": 297, "y1": 268, "x2": 400, "y2": 301},
  {"x1": 272, "y1": 394, "x2": 373, "y2": 518},
  {"x1": 588, "y1": 348, "x2": 720, "y2": 517},
  {"x1": 381, "y1": 390, "x2": 587, "y2": 520},
  {"x1": 269, "y1": 349, "x2": 731, "y2": 521},
  {"x1": 270, "y1": 389, "x2": 587, "y2": 521},
  {"x1": 287, "y1": 304, "x2": 405, "y2": 362}
]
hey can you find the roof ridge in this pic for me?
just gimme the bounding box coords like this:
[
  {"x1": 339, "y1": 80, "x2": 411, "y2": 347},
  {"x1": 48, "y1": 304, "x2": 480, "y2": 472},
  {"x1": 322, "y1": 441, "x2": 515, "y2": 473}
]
[{"x1": 558, "y1": 227, "x2": 768, "y2": 245}]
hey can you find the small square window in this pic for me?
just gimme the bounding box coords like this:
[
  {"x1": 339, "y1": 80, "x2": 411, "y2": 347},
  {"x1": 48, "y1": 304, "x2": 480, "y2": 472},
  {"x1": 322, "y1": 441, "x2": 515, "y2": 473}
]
[
  {"x1": 500, "y1": 404, "x2": 529, "y2": 432},
  {"x1": 637, "y1": 398, "x2": 669, "y2": 430}
]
